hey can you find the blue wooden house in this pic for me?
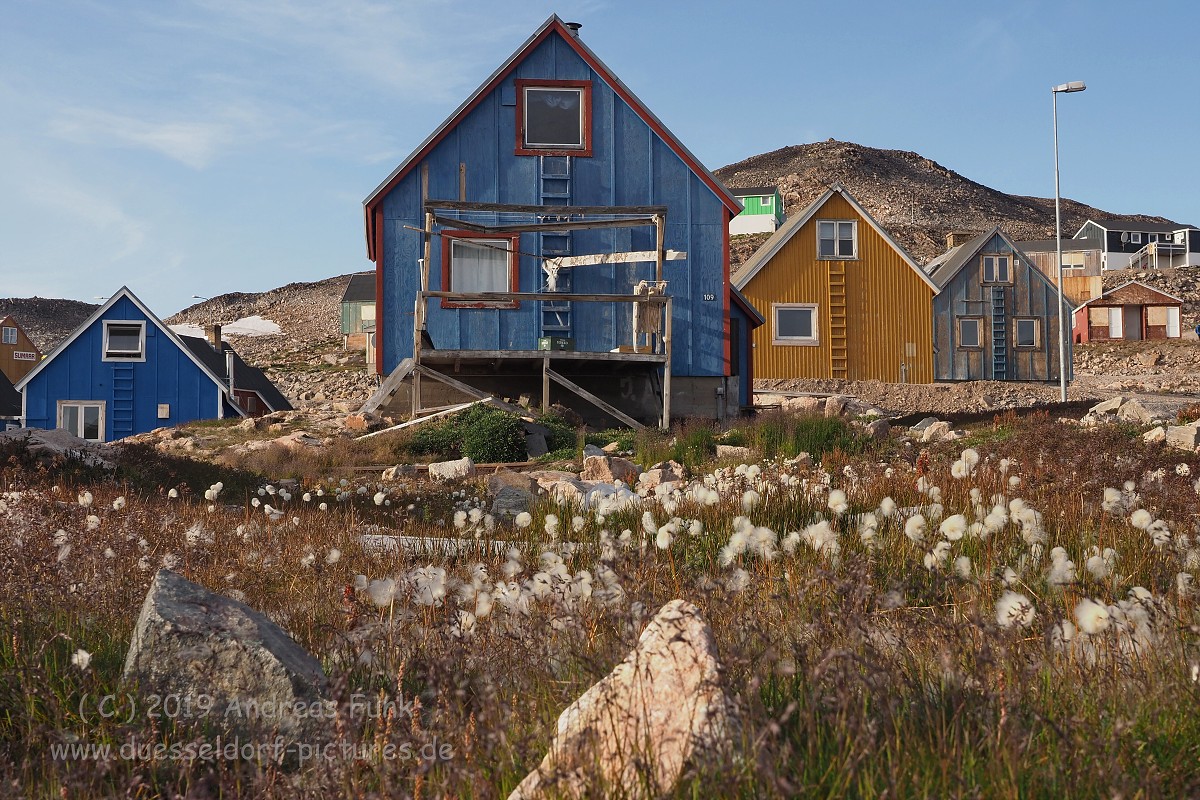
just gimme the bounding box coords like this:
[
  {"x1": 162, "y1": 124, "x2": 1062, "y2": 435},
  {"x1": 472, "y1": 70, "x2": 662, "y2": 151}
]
[
  {"x1": 362, "y1": 16, "x2": 752, "y2": 425},
  {"x1": 926, "y1": 228, "x2": 1072, "y2": 383},
  {"x1": 15, "y1": 287, "x2": 287, "y2": 442}
]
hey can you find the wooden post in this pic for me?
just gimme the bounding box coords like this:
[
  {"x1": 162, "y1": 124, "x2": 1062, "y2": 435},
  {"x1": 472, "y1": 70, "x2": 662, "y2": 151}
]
[
  {"x1": 662, "y1": 295, "x2": 672, "y2": 430},
  {"x1": 654, "y1": 213, "x2": 665, "y2": 283},
  {"x1": 542, "y1": 355, "x2": 550, "y2": 413},
  {"x1": 413, "y1": 210, "x2": 433, "y2": 417}
]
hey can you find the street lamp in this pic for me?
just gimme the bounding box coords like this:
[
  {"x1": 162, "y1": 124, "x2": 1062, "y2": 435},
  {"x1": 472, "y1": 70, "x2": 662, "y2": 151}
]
[{"x1": 1053, "y1": 80, "x2": 1085, "y2": 402}]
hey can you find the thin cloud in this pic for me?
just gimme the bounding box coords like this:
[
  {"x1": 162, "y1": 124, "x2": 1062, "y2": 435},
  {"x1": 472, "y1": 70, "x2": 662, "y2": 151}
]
[{"x1": 48, "y1": 108, "x2": 235, "y2": 169}]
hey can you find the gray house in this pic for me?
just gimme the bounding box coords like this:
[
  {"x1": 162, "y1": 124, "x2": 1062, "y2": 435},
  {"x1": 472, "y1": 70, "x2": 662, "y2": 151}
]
[{"x1": 926, "y1": 228, "x2": 1072, "y2": 383}]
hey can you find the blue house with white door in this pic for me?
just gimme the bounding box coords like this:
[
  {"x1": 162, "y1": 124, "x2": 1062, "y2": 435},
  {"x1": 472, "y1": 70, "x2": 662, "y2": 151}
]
[
  {"x1": 362, "y1": 15, "x2": 757, "y2": 422},
  {"x1": 16, "y1": 287, "x2": 247, "y2": 442}
]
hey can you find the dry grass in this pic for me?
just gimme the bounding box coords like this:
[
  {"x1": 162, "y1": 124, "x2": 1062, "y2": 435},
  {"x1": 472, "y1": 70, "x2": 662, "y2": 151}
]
[{"x1": 2, "y1": 413, "x2": 1200, "y2": 798}]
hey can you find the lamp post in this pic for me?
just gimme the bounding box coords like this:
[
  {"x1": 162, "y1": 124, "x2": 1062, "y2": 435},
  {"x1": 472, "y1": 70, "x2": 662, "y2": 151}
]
[{"x1": 1053, "y1": 80, "x2": 1085, "y2": 402}]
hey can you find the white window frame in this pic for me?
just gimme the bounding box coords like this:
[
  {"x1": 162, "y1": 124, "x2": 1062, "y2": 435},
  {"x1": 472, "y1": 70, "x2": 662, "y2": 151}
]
[
  {"x1": 759, "y1": 195, "x2": 773, "y2": 208},
  {"x1": 816, "y1": 220, "x2": 857, "y2": 260},
  {"x1": 1, "y1": 326, "x2": 16, "y2": 345},
  {"x1": 957, "y1": 317, "x2": 983, "y2": 349},
  {"x1": 58, "y1": 400, "x2": 106, "y2": 442},
  {"x1": 102, "y1": 320, "x2": 146, "y2": 361},
  {"x1": 772, "y1": 303, "x2": 819, "y2": 346},
  {"x1": 1013, "y1": 318, "x2": 1041, "y2": 349},
  {"x1": 981, "y1": 254, "x2": 1011, "y2": 283},
  {"x1": 1130, "y1": 232, "x2": 1142, "y2": 244}
]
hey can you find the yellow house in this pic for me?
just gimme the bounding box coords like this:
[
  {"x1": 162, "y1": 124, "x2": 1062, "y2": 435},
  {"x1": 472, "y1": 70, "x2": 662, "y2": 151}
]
[{"x1": 732, "y1": 184, "x2": 936, "y2": 383}]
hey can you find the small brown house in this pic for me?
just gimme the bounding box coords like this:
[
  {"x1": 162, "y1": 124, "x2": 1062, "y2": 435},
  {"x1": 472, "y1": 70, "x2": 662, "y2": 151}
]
[
  {"x1": 1073, "y1": 281, "x2": 1183, "y2": 343},
  {"x1": 0, "y1": 315, "x2": 41, "y2": 385}
]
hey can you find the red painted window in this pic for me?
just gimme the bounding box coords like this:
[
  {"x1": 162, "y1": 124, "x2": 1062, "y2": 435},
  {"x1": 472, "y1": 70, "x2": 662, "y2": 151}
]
[
  {"x1": 515, "y1": 79, "x2": 592, "y2": 157},
  {"x1": 440, "y1": 231, "x2": 521, "y2": 309}
]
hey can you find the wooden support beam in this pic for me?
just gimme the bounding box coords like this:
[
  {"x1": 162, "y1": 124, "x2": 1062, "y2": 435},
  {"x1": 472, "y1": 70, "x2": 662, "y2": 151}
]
[
  {"x1": 654, "y1": 213, "x2": 666, "y2": 283},
  {"x1": 424, "y1": 199, "x2": 669, "y2": 216},
  {"x1": 662, "y1": 296, "x2": 673, "y2": 430},
  {"x1": 412, "y1": 365, "x2": 526, "y2": 415},
  {"x1": 356, "y1": 400, "x2": 482, "y2": 439},
  {"x1": 545, "y1": 368, "x2": 645, "y2": 430},
  {"x1": 542, "y1": 356, "x2": 550, "y2": 414},
  {"x1": 546, "y1": 250, "x2": 687, "y2": 268},
  {"x1": 421, "y1": 290, "x2": 667, "y2": 304},
  {"x1": 361, "y1": 358, "x2": 414, "y2": 415}
]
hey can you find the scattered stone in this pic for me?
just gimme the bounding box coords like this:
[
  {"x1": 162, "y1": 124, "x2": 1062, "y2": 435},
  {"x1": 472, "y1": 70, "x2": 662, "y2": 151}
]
[
  {"x1": 0, "y1": 428, "x2": 115, "y2": 468},
  {"x1": 488, "y1": 470, "x2": 540, "y2": 496},
  {"x1": 428, "y1": 457, "x2": 476, "y2": 482},
  {"x1": 237, "y1": 417, "x2": 259, "y2": 431},
  {"x1": 1090, "y1": 397, "x2": 1125, "y2": 415},
  {"x1": 1143, "y1": 426, "x2": 1167, "y2": 443},
  {"x1": 1116, "y1": 399, "x2": 1153, "y2": 425},
  {"x1": 491, "y1": 486, "x2": 533, "y2": 517},
  {"x1": 342, "y1": 412, "x2": 385, "y2": 432},
  {"x1": 784, "y1": 453, "x2": 813, "y2": 468},
  {"x1": 909, "y1": 417, "x2": 941, "y2": 434},
  {"x1": 782, "y1": 396, "x2": 822, "y2": 415},
  {"x1": 864, "y1": 418, "x2": 890, "y2": 440},
  {"x1": 525, "y1": 432, "x2": 549, "y2": 458},
  {"x1": 1137, "y1": 350, "x2": 1163, "y2": 367},
  {"x1": 508, "y1": 599, "x2": 738, "y2": 800},
  {"x1": 583, "y1": 444, "x2": 607, "y2": 458},
  {"x1": 581, "y1": 455, "x2": 641, "y2": 484},
  {"x1": 1165, "y1": 424, "x2": 1200, "y2": 451},
  {"x1": 381, "y1": 464, "x2": 416, "y2": 481},
  {"x1": 920, "y1": 421, "x2": 953, "y2": 443},
  {"x1": 715, "y1": 444, "x2": 751, "y2": 460},
  {"x1": 824, "y1": 395, "x2": 848, "y2": 418},
  {"x1": 601, "y1": 442, "x2": 621, "y2": 453},
  {"x1": 122, "y1": 570, "x2": 329, "y2": 748}
]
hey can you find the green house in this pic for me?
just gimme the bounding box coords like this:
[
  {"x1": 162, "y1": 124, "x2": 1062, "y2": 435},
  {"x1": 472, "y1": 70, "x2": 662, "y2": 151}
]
[
  {"x1": 730, "y1": 186, "x2": 786, "y2": 235},
  {"x1": 340, "y1": 272, "x2": 376, "y2": 350}
]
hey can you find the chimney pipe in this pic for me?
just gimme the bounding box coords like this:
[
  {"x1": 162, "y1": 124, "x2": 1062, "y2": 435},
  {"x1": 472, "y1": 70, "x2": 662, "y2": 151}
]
[
  {"x1": 564, "y1": 21, "x2": 582, "y2": 36},
  {"x1": 206, "y1": 324, "x2": 222, "y2": 349}
]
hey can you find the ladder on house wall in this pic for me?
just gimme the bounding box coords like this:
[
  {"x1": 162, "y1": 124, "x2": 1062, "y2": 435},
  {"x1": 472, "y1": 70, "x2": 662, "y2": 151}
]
[
  {"x1": 539, "y1": 156, "x2": 573, "y2": 338},
  {"x1": 828, "y1": 262, "x2": 848, "y2": 379},
  {"x1": 990, "y1": 286, "x2": 1007, "y2": 380},
  {"x1": 111, "y1": 364, "x2": 135, "y2": 439}
]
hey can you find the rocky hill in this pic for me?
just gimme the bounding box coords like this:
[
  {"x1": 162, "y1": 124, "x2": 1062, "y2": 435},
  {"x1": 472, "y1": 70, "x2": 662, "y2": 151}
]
[
  {"x1": 166, "y1": 274, "x2": 376, "y2": 405},
  {"x1": 0, "y1": 297, "x2": 97, "y2": 353},
  {"x1": 716, "y1": 140, "x2": 1180, "y2": 265}
]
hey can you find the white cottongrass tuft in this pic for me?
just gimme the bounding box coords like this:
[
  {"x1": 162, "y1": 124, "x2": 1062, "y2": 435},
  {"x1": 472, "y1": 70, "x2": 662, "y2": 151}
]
[
  {"x1": 878, "y1": 497, "x2": 896, "y2": 518},
  {"x1": 1074, "y1": 598, "x2": 1110, "y2": 635},
  {"x1": 904, "y1": 514, "x2": 926, "y2": 544},
  {"x1": 953, "y1": 555, "x2": 972, "y2": 580},
  {"x1": 373, "y1": 492, "x2": 386, "y2": 506},
  {"x1": 326, "y1": 548, "x2": 341, "y2": 565},
  {"x1": 939, "y1": 514, "x2": 968, "y2": 541},
  {"x1": 995, "y1": 591, "x2": 1036, "y2": 629},
  {"x1": 741, "y1": 489, "x2": 761, "y2": 512},
  {"x1": 71, "y1": 649, "x2": 91, "y2": 671},
  {"x1": 112, "y1": 496, "x2": 126, "y2": 511},
  {"x1": 77, "y1": 491, "x2": 93, "y2": 507},
  {"x1": 1129, "y1": 509, "x2": 1153, "y2": 530},
  {"x1": 514, "y1": 512, "x2": 532, "y2": 529},
  {"x1": 367, "y1": 578, "x2": 397, "y2": 607},
  {"x1": 1085, "y1": 547, "x2": 1117, "y2": 581},
  {"x1": 800, "y1": 520, "x2": 839, "y2": 561},
  {"x1": 827, "y1": 489, "x2": 848, "y2": 515},
  {"x1": 1046, "y1": 547, "x2": 1077, "y2": 586}
]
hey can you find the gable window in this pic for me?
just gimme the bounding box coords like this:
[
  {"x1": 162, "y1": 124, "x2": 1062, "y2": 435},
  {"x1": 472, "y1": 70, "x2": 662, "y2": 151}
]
[
  {"x1": 817, "y1": 220, "x2": 857, "y2": 259},
  {"x1": 102, "y1": 321, "x2": 146, "y2": 360},
  {"x1": 58, "y1": 401, "x2": 105, "y2": 442},
  {"x1": 441, "y1": 231, "x2": 520, "y2": 308},
  {"x1": 1, "y1": 326, "x2": 15, "y2": 345},
  {"x1": 516, "y1": 80, "x2": 592, "y2": 156},
  {"x1": 1014, "y1": 318, "x2": 1041, "y2": 348},
  {"x1": 760, "y1": 196, "x2": 773, "y2": 208},
  {"x1": 958, "y1": 317, "x2": 983, "y2": 349},
  {"x1": 981, "y1": 254, "x2": 1011, "y2": 283},
  {"x1": 772, "y1": 303, "x2": 819, "y2": 345}
]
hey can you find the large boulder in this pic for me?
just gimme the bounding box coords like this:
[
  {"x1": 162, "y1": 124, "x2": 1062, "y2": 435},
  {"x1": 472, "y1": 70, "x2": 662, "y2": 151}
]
[
  {"x1": 581, "y1": 455, "x2": 641, "y2": 484},
  {"x1": 1116, "y1": 399, "x2": 1153, "y2": 425},
  {"x1": 428, "y1": 457, "x2": 476, "y2": 482},
  {"x1": 782, "y1": 395, "x2": 822, "y2": 415},
  {"x1": 1165, "y1": 424, "x2": 1200, "y2": 452},
  {"x1": 122, "y1": 570, "x2": 329, "y2": 746},
  {"x1": 920, "y1": 421, "x2": 953, "y2": 443},
  {"x1": 509, "y1": 600, "x2": 738, "y2": 799},
  {"x1": 715, "y1": 444, "x2": 751, "y2": 461}
]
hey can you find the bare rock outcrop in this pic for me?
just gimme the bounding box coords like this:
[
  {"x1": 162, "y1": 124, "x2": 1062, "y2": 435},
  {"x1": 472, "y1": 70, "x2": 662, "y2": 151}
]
[
  {"x1": 509, "y1": 599, "x2": 739, "y2": 800},
  {"x1": 122, "y1": 570, "x2": 329, "y2": 746}
]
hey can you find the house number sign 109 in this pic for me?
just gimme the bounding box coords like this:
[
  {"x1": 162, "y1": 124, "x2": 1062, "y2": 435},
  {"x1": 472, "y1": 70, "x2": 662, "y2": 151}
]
[{"x1": 702, "y1": 293, "x2": 716, "y2": 301}]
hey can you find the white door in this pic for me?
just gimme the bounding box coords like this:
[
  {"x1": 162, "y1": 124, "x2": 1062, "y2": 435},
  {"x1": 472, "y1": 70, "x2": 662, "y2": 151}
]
[
  {"x1": 1108, "y1": 307, "x2": 1123, "y2": 339},
  {"x1": 1167, "y1": 306, "x2": 1181, "y2": 338}
]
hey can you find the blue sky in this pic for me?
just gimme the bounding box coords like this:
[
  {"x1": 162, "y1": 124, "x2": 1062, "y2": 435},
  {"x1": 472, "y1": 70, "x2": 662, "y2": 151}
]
[{"x1": 3, "y1": 0, "x2": 1197, "y2": 314}]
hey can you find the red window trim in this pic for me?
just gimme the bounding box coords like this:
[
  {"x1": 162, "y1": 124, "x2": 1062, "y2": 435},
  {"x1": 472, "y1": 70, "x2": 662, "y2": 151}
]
[
  {"x1": 515, "y1": 79, "x2": 593, "y2": 157},
  {"x1": 440, "y1": 230, "x2": 521, "y2": 309}
]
